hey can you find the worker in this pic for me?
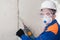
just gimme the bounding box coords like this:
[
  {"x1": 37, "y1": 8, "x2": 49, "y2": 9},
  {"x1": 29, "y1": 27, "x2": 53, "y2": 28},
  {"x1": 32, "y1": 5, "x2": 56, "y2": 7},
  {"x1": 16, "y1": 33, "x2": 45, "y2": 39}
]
[{"x1": 16, "y1": 0, "x2": 60, "y2": 40}]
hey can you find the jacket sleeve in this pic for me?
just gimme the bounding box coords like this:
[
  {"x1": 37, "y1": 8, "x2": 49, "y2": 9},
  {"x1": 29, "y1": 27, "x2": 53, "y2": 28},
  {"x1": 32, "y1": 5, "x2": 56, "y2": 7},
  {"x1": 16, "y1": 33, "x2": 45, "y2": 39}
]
[
  {"x1": 20, "y1": 34, "x2": 31, "y2": 40},
  {"x1": 35, "y1": 31, "x2": 56, "y2": 40},
  {"x1": 20, "y1": 31, "x2": 56, "y2": 40}
]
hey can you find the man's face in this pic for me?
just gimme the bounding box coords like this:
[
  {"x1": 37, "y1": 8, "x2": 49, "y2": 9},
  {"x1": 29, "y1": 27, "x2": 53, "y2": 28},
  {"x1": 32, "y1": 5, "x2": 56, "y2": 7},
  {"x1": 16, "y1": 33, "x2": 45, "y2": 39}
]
[{"x1": 40, "y1": 8, "x2": 56, "y2": 24}]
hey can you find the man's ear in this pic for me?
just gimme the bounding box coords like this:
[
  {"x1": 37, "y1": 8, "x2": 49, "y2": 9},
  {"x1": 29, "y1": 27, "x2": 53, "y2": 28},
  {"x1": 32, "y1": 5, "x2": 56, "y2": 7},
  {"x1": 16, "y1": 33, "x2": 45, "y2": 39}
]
[
  {"x1": 54, "y1": 15, "x2": 56, "y2": 18},
  {"x1": 52, "y1": 15, "x2": 56, "y2": 19}
]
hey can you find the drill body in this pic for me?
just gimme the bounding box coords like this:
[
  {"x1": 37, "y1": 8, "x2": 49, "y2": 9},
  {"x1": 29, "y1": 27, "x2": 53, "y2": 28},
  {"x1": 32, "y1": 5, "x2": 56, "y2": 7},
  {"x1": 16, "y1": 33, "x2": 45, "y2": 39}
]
[{"x1": 23, "y1": 24, "x2": 35, "y2": 40}]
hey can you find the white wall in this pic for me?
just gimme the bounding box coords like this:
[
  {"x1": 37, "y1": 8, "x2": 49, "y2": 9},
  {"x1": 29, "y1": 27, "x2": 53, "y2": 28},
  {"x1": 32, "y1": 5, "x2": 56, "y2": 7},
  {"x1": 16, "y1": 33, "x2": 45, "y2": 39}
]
[
  {"x1": 0, "y1": 0, "x2": 18, "y2": 40},
  {"x1": 0, "y1": 0, "x2": 60, "y2": 40},
  {"x1": 19, "y1": 0, "x2": 45, "y2": 37}
]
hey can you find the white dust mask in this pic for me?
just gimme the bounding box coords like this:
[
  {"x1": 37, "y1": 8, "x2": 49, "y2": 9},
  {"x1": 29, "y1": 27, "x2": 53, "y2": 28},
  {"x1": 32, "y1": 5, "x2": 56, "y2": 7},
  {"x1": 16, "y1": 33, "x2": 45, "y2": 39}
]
[{"x1": 43, "y1": 15, "x2": 52, "y2": 25}]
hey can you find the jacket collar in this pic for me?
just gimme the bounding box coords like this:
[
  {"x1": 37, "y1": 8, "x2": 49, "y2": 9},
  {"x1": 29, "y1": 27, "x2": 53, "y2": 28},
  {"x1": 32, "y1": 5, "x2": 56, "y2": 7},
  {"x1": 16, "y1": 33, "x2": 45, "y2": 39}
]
[{"x1": 45, "y1": 19, "x2": 58, "y2": 30}]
